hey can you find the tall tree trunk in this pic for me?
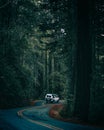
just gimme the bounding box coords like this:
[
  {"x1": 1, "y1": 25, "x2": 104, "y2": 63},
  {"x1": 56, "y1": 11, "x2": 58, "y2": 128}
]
[
  {"x1": 73, "y1": 0, "x2": 92, "y2": 121},
  {"x1": 51, "y1": 55, "x2": 55, "y2": 93},
  {"x1": 48, "y1": 51, "x2": 53, "y2": 93},
  {"x1": 65, "y1": 0, "x2": 77, "y2": 115},
  {"x1": 44, "y1": 44, "x2": 49, "y2": 92}
]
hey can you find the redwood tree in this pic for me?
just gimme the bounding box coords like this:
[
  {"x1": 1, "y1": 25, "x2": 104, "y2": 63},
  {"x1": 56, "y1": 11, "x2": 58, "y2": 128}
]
[{"x1": 73, "y1": 0, "x2": 92, "y2": 121}]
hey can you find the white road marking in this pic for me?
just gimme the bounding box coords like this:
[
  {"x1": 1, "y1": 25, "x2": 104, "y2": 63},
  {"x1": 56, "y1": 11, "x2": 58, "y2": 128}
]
[{"x1": 17, "y1": 107, "x2": 63, "y2": 130}]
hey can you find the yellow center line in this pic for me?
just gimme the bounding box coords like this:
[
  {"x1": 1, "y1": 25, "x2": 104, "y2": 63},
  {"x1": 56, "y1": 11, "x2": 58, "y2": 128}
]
[{"x1": 17, "y1": 108, "x2": 63, "y2": 130}]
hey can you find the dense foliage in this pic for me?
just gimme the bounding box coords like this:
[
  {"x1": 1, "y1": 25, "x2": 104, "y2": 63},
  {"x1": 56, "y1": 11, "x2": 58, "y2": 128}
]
[{"x1": 0, "y1": 0, "x2": 104, "y2": 125}]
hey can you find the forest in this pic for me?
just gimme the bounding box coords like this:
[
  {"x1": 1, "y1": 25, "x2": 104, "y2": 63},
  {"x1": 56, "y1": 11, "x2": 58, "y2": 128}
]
[{"x1": 0, "y1": 0, "x2": 104, "y2": 126}]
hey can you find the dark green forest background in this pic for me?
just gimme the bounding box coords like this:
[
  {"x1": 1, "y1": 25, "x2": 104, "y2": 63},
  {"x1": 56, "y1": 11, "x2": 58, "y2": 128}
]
[{"x1": 0, "y1": 0, "x2": 104, "y2": 125}]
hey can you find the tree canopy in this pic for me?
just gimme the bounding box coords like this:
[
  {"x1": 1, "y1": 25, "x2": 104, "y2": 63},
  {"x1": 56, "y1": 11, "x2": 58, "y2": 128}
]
[{"x1": 0, "y1": 0, "x2": 104, "y2": 126}]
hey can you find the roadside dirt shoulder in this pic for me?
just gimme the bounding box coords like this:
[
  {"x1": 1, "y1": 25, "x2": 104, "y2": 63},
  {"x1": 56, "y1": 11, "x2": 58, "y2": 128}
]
[{"x1": 49, "y1": 104, "x2": 104, "y2": 129}]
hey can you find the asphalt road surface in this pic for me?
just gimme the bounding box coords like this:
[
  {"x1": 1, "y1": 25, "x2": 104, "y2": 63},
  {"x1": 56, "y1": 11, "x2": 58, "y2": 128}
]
[{"x1": 0, "y1": 101, "x2": 103, "y2": 130}]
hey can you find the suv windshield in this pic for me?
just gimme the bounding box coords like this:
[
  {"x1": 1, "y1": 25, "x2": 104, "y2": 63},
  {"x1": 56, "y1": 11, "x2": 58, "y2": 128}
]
[
  {"x1": 47, "y1": 95, "x2": 51, "y2": 97},
  {"x1": 45, "y1": 93, "x2": 59, "y2": 103}
]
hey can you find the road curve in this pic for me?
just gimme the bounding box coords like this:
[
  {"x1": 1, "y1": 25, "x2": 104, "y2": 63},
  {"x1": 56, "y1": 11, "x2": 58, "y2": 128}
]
[
  {"x1": 0, "y1": 101, "x2": 103, "y2": 130},
  {"x1": 17, "y1": 101, "x2": 103, "y2": 130},
  {"x1": 17, "y1": 105, "x2": 63, "y2": 130}
]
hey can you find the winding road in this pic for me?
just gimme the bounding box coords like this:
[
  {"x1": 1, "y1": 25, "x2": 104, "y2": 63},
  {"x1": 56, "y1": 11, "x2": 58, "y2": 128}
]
[{"x1": 0, "y1": 101, "x2": 103, "y2": 130}]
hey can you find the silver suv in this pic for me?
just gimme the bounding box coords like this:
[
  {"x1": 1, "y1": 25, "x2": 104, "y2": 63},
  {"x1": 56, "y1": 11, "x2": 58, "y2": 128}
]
[{"x1": 45, "y1": 94, "x2": 59, "y2": 103}]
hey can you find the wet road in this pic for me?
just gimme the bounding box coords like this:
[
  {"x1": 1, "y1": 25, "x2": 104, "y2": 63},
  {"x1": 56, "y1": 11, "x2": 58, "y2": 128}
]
[{"x1": 0, "y1": 101, "x2": 103, "y2": 130}]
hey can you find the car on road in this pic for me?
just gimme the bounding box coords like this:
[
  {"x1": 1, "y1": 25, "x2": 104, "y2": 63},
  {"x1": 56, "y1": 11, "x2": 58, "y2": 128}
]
[{"x1": 45, "y1": 94, "x2": 59, "y2": 103}]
